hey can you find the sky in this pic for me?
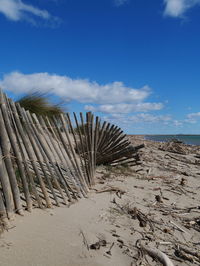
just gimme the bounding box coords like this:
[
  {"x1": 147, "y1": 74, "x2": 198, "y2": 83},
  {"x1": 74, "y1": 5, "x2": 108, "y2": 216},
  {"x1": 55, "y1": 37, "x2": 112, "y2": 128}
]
[{"x1": 0, "y1": 0, "x2": 200, "y2": 134}]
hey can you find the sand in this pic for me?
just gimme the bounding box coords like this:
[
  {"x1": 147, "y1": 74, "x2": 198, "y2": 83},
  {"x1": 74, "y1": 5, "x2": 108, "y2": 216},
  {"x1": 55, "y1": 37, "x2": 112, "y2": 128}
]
[{"x1": 0, "y1": 136, "x2": 200, "y2": 265}]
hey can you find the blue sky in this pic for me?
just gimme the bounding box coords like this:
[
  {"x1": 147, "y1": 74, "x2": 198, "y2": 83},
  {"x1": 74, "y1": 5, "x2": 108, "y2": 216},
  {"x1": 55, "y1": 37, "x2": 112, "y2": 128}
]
[{"x1": 0, "y1": 0, "x2": 200, "y2": 134}]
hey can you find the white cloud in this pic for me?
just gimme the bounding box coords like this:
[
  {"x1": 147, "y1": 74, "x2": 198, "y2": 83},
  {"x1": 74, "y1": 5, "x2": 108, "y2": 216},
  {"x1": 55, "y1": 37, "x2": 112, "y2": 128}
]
[
  {"x1": 185, "y1": 111, "x2": 200, "y2": 123},
  {"x1": 0, "y1": 71, "x2": 153, "y2": 105},
  {"x1": 164, "y1": 0, "x2": 200, "y2": 17},
  {"x1": 187, "y1": 112, "x2": 200, "y2": 119},
  {"x1": 85, "y1": 102, "x2": 164, "y2": 113},
  {"x1": 130, "y1": 113, "x2": 171, "y2": 123},
  {"x1": 173, "y1": 120, "x2": 183, "y2": 126},
  {"x1": 114, "y1": 0, "x2": 129, "y2": 7},
  {"x1": 0, "y1": 0, "x2": 54, "y2": 23},
  {"x1": 103, "y1": 113, "x2": 172, "y2": 125},
  {"x1": 185, "y1": 119, "x2": 197, "y2": 124}
]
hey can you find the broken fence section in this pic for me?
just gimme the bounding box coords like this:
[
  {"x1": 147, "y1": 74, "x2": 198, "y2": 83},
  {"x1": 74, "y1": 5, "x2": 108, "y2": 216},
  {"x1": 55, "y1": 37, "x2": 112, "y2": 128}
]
[{"x1": 0, "y1": 89, "x2": 142, "y2": 228}]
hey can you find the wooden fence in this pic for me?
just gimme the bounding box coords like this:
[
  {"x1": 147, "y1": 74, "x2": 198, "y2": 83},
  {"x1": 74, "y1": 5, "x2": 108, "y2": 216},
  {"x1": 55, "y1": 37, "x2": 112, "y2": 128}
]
[{"x1": 0, "y1": 89, "x2": 142, "y2": 228}]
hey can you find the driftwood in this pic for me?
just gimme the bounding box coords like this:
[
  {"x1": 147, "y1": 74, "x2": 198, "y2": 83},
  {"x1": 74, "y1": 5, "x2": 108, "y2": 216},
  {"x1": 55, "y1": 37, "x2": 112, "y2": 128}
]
[
  {"x1": 95, "y1": 186, "x2": 126, "y2": 195},
  {"x1": 178, "y1": 246, "x2": 200, "y2": 261},
  {"x1": 159, "y1": 139, "x2": 188, "y2": 155},
  {"x1": 175, "y1": 245, "x2": 200, "y2": 263},
  {"x1": 170, "y1": 221, "x2": 188, "y2": 234},
  {"x1": 141, "y1": 245, "x2": 174, "y2": 266}
]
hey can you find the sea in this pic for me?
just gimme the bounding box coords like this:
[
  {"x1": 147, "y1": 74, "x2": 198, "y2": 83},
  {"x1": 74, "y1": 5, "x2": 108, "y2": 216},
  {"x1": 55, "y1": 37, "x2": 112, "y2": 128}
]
[{"x1": 145, "y1": 135, "x2": 200, "y2": 146}]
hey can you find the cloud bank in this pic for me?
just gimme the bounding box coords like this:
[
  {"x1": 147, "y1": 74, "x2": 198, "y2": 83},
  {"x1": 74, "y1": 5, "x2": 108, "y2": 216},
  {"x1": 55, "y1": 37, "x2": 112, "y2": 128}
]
[
  {"x1": 0, "y1": 72, "x2": 158, "y2": 109},
  {"x1": 85, "y1": 102, "x2": 163, "y2": 114},
  {"x1": 1, "y1": 71, "x2": 194, "y2": 129},
  {"x1": 164, "y1": 0, "x2": 200, "y2": 17},
  {"x1": 103, "y1": 113, "x2": 172, "y2": 125},
  {"x1": 0, "y1": 0, "x2": 55, "y2": 24}
]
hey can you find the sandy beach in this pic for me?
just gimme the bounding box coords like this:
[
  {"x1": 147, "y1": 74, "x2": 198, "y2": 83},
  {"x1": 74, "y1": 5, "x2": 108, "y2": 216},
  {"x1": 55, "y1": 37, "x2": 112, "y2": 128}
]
[
  {"x1": 1, "y1": 0, "x2": 200, "y2": 265},
  {"x1": 0, "y1": 136, "x2": 200, "y2": 266}
]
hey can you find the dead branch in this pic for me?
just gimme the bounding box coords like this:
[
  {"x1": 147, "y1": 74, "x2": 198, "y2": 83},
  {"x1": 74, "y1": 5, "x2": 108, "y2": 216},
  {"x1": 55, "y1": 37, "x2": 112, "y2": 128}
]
[
  {"x1": 141, "y1": 244, "x2": 175, "y2": 266},
  {"x1": 95, "y1": 187, "x2": 126, "y2": 194}
]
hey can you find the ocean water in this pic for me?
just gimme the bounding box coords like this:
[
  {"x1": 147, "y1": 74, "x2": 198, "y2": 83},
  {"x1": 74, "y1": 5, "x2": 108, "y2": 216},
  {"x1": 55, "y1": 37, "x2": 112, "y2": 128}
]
[{"x1": 145, "y1": 135, "x2": 200, "y2": 146}]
